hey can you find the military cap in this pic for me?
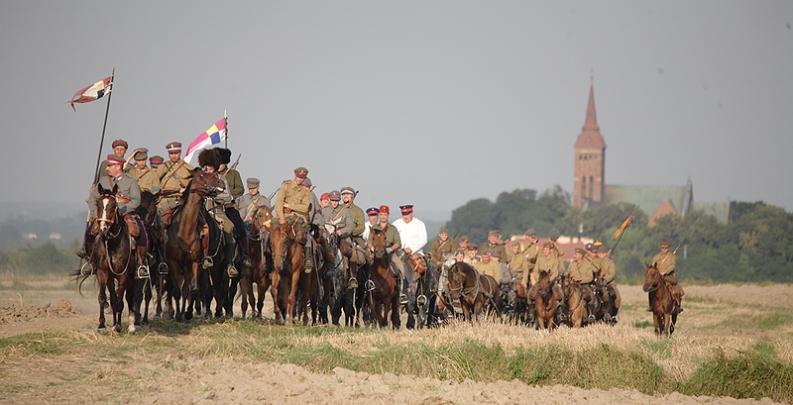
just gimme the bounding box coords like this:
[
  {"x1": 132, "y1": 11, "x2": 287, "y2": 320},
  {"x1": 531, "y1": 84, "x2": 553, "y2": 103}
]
[
  {"x1": 542, "y1": 241, "x2": 554, "y2": 249},
  {"x1": 488, "y1": 229, "x2": 501, "y2": 236},
  {"x1": 524, "y1": 228, "x2": 536, "y2": 237},
  {"x1": 340, "y1": 186, "x2": 355, "y2": 195},
  {"x1": 246, "y1": 178, "x2": 260, "y2": 188},
  {"x1": 399, "y1": 204, "x2": 414, "y2": 215},
  {"x1": 593, "y1": 240, "x2": 603, "y2": 248},
  {"x1": 467, "y1": 244, "x2": 478, "y2": 250},
  {"x1": 320, "y1": 192, "x2": 330, "y2": 201},
  {"x1": 438, "y1": 226, "x2": 448, "y2": 235},
  {"x1": 198, "y1": 148, "x2": 220, "y2": 170},
  {"x1": 575, "y1": 248, "x2": 586, "y2": 255},
  {"x1": 366, "y1": 207, "x2": 379, "y2": 216},
  {"x1": 149, "y1": 155, "x2": 164, "y2": 166},
  {"x1": 111, "y1": 139, "x2": 128, "y2": 149},
  {"x1": 217, "y1": 148, "x2": 232, "y2": 164},
  {"x1": 133, "y1": 148, "x2": 148, "y2": 161},
  {"x1": 481, "y1": 250, "x2": 491, "y2": 256},
  {"x1": 106, "y1": 154, "x2": 124, "y2": 166},
  {"x1": 660, "y1": 241, "x2": 670, "y2": 247},
  {"x1": 166, "y1": 142, "x2": 182, "y2": 152},
  {"x1": 303, "y1": 177, "x2": 313, "y2": 187},
  {"x1": 379, "y1": 204, "x2": 390, "y2": 214},
  {"x1": 459, "y1": 235, "x2": 468, "y2": 242},
  {"x1": 585, "y1": 242, "x2": 594, "y2": 251},
  {"x1": 293, "y1": 166, "x2": 309, "y2": 179},
  {"x1": 329, "y1": 190, "x2": 341, "y2": 201}
]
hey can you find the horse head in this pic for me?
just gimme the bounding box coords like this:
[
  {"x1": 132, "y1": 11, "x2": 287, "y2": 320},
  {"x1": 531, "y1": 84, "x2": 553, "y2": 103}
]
[
  {"x1": 252, "y1": 206, "x2": 273, "y2": 234},
  {"x1": 96, "y1": 183, "x2": 120, "y2": 235},
  {"x1": 370, "y1": 227, "x2": 388, "y2": 259},
  {"x1": 536, "y1": 270, "x2": 552, "y2": 299},
  {"x1": 269, "y1": 222, "x2": 294, "y2": 273},
  {"x1": 642, "y1": 263, "x2": 661, "y2": 292},
  {"x1": 188, "y1": 168, "x2": 225, "y2": 197}
]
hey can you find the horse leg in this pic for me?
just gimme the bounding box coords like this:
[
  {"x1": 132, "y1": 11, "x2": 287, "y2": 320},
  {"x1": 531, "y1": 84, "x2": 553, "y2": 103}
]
[
  {"x1": 97, "y1": 277, "x2": 108, "y2": 332},
  {"x1": 671, "y1": 312, "x2": 678, "y2": 335},
  {"x1": 129, "y1": 278, "x2": 144, "y2": 333},
  {"x1": 663, "y1": 312, "x2": 672, "y2": 336},
  {"x1": 271, "y1": 269, "x2": 282, "y2": 323},
  {"x1": 653, "y1": 312, "x2": 662, "y2": 336}
]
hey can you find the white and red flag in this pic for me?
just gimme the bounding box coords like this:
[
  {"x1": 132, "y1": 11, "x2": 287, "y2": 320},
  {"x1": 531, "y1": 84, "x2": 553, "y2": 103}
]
[
  {"x1": 68, "y1": 76, "x2": 113, "y2": 111},
  {"x1": 184, "y1": 117, "x2": 228, "y2": 163}
]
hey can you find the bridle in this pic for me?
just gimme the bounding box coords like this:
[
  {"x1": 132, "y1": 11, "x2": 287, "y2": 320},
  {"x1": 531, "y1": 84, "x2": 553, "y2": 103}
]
[
  {"x1": 97, "y1": 194, "x2": 131, "y2": 276},
  {"x1": 448, "y1": 263, "x2": 481, "y2": 305}
]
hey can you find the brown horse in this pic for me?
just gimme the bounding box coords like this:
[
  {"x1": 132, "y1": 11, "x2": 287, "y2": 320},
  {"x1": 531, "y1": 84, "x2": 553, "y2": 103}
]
[
  {"x1": 447, "y1": 262, "x2": 498, "y2": 322},
  {"x1": 239, "y1": 206, "x2": 273, "y2": 319},
  {"x1": 367, "y1": 228, "x2": 400, "y2": 328},
  {"x1": 137, "y1": 190, "x2": 167, "y2": 323},
  {"x1": 534, "y1": 270, "x2": 561, "y2": 331},
  {"x1": 560, "y1": 273, "x2": 589, "y2": 328},
  {"x1": 269, "y1": 220, "x2": 306, "y2": 325},
  {"x1": 163, "y1": 169, "x2": 224, "y2": 321},
  {"x1": 80, "y1": 184, "x2": 144, "y2": 333},
  {"x1": 643, "y1": 264, "x2": 678, "y2": 336}
]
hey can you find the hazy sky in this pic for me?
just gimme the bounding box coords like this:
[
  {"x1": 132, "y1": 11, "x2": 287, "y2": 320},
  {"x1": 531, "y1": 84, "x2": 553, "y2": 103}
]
[{"x1": 2, "y1": 1, "x2": 792, "y2": 218}]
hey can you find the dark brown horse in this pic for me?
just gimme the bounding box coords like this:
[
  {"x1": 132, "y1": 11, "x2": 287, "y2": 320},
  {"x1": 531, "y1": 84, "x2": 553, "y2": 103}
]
[
  {"x1": 447, "y1": 262, "x2": 498, "y2": 322},
  {"x1": 239, "y1": 206, "x2": 273, "y2": 319},
  {"x1": 269, "y1": 220, "x2": 306, "y2": 325},
  {"x1": 560, "y1": 273, "x2": 589, "y2": 328},
  {"x1": 137, "y1": 190, "x2": 167, "y2": 323},
  {"x1": 643, "y1": 264, "x2": 678, "y2": 336},
  {"x1": 367, "y1": 228, "x2": 400, "y2": 328},
  {"x1": 534, "y1": 270, "x2": 561, "y2": 331},
  {"x1": 80, "y1": 184, "x2": 144, "y2": 333},
  {"x1": 163, "y1": 169, "x2": 224, "y2": 321}
]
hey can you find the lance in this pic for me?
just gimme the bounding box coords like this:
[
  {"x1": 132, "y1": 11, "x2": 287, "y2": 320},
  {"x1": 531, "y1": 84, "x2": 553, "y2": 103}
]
[{"x1": 92, "y1": 68, "x2": 115, "y2": 183}]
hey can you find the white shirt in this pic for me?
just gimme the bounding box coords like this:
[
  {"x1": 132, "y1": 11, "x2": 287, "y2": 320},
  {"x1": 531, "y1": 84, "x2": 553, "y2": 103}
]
[
  {"x1": 392, "y1": 217, "x2": 428, "y2": 254},
  {"x1": 362, "y1": 221, "x2": 372, "y2": 242}
]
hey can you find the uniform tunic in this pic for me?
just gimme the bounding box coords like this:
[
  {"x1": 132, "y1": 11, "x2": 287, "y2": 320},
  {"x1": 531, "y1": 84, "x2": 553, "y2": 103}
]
[
  {"x1": 430, "y1": 238, "x2": 457, "y2": 264},
  {"x1": 273, "y1": 180, "x2": 311, "y2": 221},
  {"x1": 88, "y1": 173, "x2": 141, "y2": 217},
  {"x1": 566, "y1": 259, "x2": 595, "y2": 284},
  {"x1": 652, "y1": 251, "x2": 676, "y2": 275},
  {"x1": 321, "y1": 205, "x2": 353, "y2": 237},
  {"x1": 238, "y1": 192, "x2": 271, "y2": 220},
  {"x1": 519, "y1": 242, "x2": 541, "y2": 286},
  {"x1": 509, "y1": 247, "x2": 531, "y2": 287},
  {"x1": 347, "y1": 203, "x2": 365, "y2": 237},
  {"x1": 155, "y1": 160, "x2": 194, "y2": 209},
  {"x1": 223, "y1": 168, "x2": 244, "y2": 201},
  {"x1": 600, "y1": 256, "x2": 616, "y2": 283},
  {"x1": 534, "y1": 253, "x2": 561, "y2": 282},
  {"x1": 128, "y1": 166, "x2": 160, "y2": 193},
  {"x1": 367, "y1": 223, "x2": 401, "y2": 247},
  {"x1": 475, "y1": 261, "x2": 502, "y2": 284},
  {"x1": 392, "y1": 217, "x2": 428, "y2": 254}
]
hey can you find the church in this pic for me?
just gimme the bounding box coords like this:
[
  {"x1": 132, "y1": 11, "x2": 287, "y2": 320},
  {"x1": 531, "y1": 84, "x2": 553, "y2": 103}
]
[{"x1": 572, "y1": 82, "x2": 730, "y2": 224}]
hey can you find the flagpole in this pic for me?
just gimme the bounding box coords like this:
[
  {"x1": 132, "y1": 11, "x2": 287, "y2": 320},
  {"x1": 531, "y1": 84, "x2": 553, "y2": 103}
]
[
  {"x1": 92, "y1": 67, "x2": 115, "y2": 183},
  {"x1": 224, "y1": 109, "x2": 228, "y2": 148}
]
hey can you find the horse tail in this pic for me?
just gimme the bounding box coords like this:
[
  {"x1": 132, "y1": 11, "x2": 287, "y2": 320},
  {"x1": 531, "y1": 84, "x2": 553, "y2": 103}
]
[{"x1": 70, "y1": 266, "x2": 94, "y2": 297}]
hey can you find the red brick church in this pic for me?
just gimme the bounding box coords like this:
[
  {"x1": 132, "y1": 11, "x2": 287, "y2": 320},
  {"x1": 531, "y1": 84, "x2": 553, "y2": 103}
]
[{"x1": 571, "y1": 82, "x2": 729, "y2": 224}]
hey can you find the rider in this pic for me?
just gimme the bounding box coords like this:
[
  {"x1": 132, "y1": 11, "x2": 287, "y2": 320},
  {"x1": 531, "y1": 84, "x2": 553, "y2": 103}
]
[
  {"x1": 566, "y1": 248, "x2": 598, "y2": 321},
  {"x1": 367, "y1": 204, "x2": 401, "y2": 269},
  {"x1": 482, "y1": 230, "x2": 508, "y2": 264},
  {"x1": 154, "y1": 142, "x2": 194, "y2": 224},
  {"x1": 527, "y1": 241, "x2": 563, "y2": 305},
  {"x1": 127, "y1": 148, "x2": 160, "y2": 193},
  {"x1": 319, "y1": 192, "x2": 330, "y2": 209},
  {"x1": 341, "y1": 187, "x2": 367, "y2": 267},
  {"x1": 457, "y1": 235, "x2": 469, "y2": 252},
  {"x1": 361, "y1": 207, "x2": 379, "y2": 242},
  {"x1": 199, "y1": 148, "x2": 243, "y2": 278},
  {"x1": 85, "y1": 154, "x2": 146, "y2": 277},
  {"x1": 392, "y1": 204, "x2": 428, "y2": 329},
  {"x1": 149, "y1": 155, "x2": 164, "y2": 171},
  {"x1": 597, "y1": 245, "x2": 621, "y2": 321},
  {"x1": 651, "y1": 241, "x2": 685, "y2": 312},
  {"x1": 429, "y1": 227, "x2": 456, "y2": 269},
  {"x1": 272, "y1": 167, "x2": 312, "y2": 246},
  {"x1": 96, "y1": 139, "x2": 129, "y2": 179},
  {"x1": 474, "y1": 250, "x2": 501, "y2": 284},
  {"x1": 238, "y1": 177, "x2": 271, "y2": 222},
  {"x1": 321, "y1": 191, "x2": 353, "y2": 258},
  {"x1": 463, "y1": 244, "x2": 479, "y2": 265},
  {"x1": 508, "y1": 240, "x2": 531, "y2": 306}
]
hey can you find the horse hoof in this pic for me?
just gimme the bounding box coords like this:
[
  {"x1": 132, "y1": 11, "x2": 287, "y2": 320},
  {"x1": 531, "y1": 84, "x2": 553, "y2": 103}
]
[
  {"x1": 128, "y1": 324, "x2": 137, "y2": 334},
  {"x1": 113, "y1": 324, "x2": 122, "y2": 333},
  {"x1": 97, "y1": 327, "x2": 108, "y2": 334}
]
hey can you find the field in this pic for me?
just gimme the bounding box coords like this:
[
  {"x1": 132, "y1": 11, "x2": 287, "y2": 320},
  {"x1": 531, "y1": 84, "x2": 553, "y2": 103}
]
[{"x1": 1, "y1": 273, "x2": 792, "y2": 404}]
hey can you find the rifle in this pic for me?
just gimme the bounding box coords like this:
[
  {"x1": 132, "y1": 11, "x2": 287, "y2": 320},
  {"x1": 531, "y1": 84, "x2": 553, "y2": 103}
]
[{"x1": 230, "y1": 154, "x2": 242, "y2": 170}]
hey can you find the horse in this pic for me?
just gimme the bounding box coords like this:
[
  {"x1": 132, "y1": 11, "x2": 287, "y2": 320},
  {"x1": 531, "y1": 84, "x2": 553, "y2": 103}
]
[
  {"x1": 407, "y1": 253, "x2": 439, "y2": 328},
  {"x1": 447, "y1": 261, "x2": 499, "y2": 322},
  {"x1": 643, "y1": 264, "x2": 678, "y2": 336},
  {"x1": 239, "y1": 206, "x2": 273, "y2": 319},
  {"x1": 137, "y1": 190, "x2": 168, "y2": 323},
  {"x1": 78, "y1": 184, "x2": 144, "y2": 333},
  {"x1": 560, "y1": 273, "x2": 589, "y2": 328},
  {"x1": 163, "y1": 169, "x2": 224, "y2": 321},
  {"x1": 324, "y1": 231, "x2": 356, "y2": 326},
  {"x1": 367, "y1": 227, "x2": 400, "y2": 328},
  {"x1": 533, "y1": 270, "x2": 561, "y2": 331},
  {"x1": 269, "y1": 219, "x2": 307, "y2": 325}
]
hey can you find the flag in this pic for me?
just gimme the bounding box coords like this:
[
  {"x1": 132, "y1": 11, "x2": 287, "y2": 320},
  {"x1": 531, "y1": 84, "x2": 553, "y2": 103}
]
[
  {"x1": 68, "y1": 76, "x2": 112, "y2": 111},
  {"x1": 612, "y1": 215, "x2": 634, "y2": 240},
  {"x1": 184, "y1": 118, "x2": 227, "y2": 163}
]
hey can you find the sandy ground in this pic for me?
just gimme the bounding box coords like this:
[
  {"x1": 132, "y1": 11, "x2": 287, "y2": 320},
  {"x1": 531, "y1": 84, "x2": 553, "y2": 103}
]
[{"x1": 0, "y1": 281, "x2": 789, "y2": 404}]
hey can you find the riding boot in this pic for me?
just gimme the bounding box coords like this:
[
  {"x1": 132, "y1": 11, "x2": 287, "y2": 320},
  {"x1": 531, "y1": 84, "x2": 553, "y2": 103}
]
[
  {"x1": 239, "y1": 235, "x2": 251, "y2": 269},
  {"x1": 406, "y1": 292, "x2": 416, "y2": 329},
  {"x1": 647, "y1": 294, "x2": 653, "y2": 312}
]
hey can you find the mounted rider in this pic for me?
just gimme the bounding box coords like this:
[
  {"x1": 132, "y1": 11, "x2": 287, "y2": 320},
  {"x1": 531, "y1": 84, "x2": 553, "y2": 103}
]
[
  {"x1": 341, "y1": 187, "x2": 368, "y2": 267},
  {"x1": 430, "y1": 226, "x2": 456, "y2": 269},
  {"x1": 516, "y1": 229, "x2": 541, "y2": 298},
  {"x1": 85, "y1": 154, "x2": 147, "y2": 278},
  {"x1": 481, "y1": 230, "x2": 508, "y2": 264},
  {"x1": 392, "y1": 204, "x2": 428, "y2": 329},
  {"x1": 96, "y1": 139, "x2": 130, "y2": 179},
  {"x1": 127, "y1": 148, "x2": 160, "y2": 193},
  {"x1": 272, "y1": 166, "x2": 312, "y2": 248},
  {"x1": 597, "y1": 245, "x2": 621, "y2": 321},
  {"x1": 321, "y1": 190, "x2": 356, "y2": 286},
  {"x1": 367, "y1": 205, "x2": 401, "y2": 277},
  {"x1": 361, "y1": 207, "x2": 379, "y2": 242},
  {"x1": 149, "y1": 155, "x2": 164, "y2": 171},
  {"x1": 651, "y1": 241, "x2": 685, "y2": 312},
  {"x1": 216, "y1": 148, "x2": 251, "y2": 273},
  {"x1": 238, "y1": 177, "x2": 271, "y2": 223},
  {"x1": 154, "y1": 142, "x2": 194, "y2": 224},
  {"x1": 527, "y1": 241, "x2": 563, "y2": 303},
  {"x1": 566, "y1": 247, "x2": 598, "y2": 321}
]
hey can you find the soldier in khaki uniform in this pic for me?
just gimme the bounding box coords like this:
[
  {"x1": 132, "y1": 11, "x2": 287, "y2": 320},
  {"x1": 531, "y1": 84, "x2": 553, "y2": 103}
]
[
  {"x1": 598, "y1": 248, "x2": 621, "y2": 319},
  {"x1": 517, "y1": 230, "x2": 541, "y2": 294},
  {"x1": 474, "y1": 251, "x2": 501, "y2": 284},
  {"x1": 149, "y1": 155, "x2": 164, "y2": 170},
  {"x1": 218, "y1": 148, "x2": 244, "y2": 200},
  {"x1": 429, "y1": 227, "x2": 456, "y2": 268},
  {"x1": 508, "y1": 241, "x2": 530, "y2": 297},
  {"x1": 128, "y1": 149, "x2": 160, "y2": 193},
  {"x1": 482, "y1": 230, "x2": 508, "y2": 263},
  {"x1": 274, "y1": 167, "x2": 311, "y2": 229},
  {"x1": 457, "y1": 235, "x2": 469, "y2": 252},
  {"x1": 367, "y1": 205, "x2": 402, "y2": 279},
  {"x1": 651, "y1": 241, "x2": 684, "y2": 311},
  {"x1": 566, "y1": 248, "x2": 598, "y2": 320},
  {"x1": 341, "y1": 187, "x2": 367, "y2": 266},
  {"x1": 527, "y1": 242, "x2": 563, "y2": 302},
  {"x1": 238, "y1": 177, "x2": 271, "y2": 222},
  {"x1": 464, "y1": 244, "x2": 479, "y2": 265},
  {"x1": 155, "y1": 142, "x2": 194, "y2": 218}
]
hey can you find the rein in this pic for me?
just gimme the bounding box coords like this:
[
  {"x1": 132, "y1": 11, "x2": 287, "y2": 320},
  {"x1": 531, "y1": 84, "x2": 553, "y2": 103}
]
[{"x1": 449, "y1": 264, "x2": 481, "y2": 305}]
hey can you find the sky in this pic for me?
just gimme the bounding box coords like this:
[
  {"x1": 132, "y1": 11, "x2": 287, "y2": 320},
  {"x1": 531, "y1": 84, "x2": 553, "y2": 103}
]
[{"x1": 1, "y1": 1, "x2": 792, "y2": 219}]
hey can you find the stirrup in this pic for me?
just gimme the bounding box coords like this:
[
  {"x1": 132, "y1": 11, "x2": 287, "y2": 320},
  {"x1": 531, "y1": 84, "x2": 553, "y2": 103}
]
[
  {"x1": 136, "y1": 265, "x2": 150, "y2": 280},
  {"x1": 364, "y1": 279, "x2": 375, "y2": 292},
  {"x1": 399, "y1": 293, "x2": 408, "y2": 306},
  {"x1": 416, "y1": 294, "x2": 427, "y2": 307},
  {"x1": 227, "y1": 264, "x2": 239, "y2": 278},
  {"x1": 157, "y1": 262, "x2": 169, "y2": 276},
  {"x1": 80, "y1": 261, "x2": 94, "y2": 276},
  {"x1": 202, "y1": 256, "x2": 213, "y2": 269},
  {"x1": 348, "y1": 277, "x2": 358, "y2": 290}
]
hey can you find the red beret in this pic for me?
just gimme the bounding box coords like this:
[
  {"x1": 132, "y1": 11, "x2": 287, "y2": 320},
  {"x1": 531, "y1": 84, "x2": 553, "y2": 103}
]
[
  {"x1": 106, "y1": 154, "x2": 124, "y2": 166},
  {"x1": 149, "y1": 155, "x2": 164, "y2": 165},
  {"x1": 320, "y1": 193, "x2": 330, "y2": 201},
  {"x1": 111, "y1": 139, "x2": 128, "y2": 149},
  {"x1": 379, "y1": 205, "x2": 390, "y2": 214}
]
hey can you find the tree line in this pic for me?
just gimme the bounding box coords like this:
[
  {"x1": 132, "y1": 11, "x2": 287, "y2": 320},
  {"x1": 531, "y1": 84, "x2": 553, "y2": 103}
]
[{"x1": 445, "y1": 187, "x2": 793, "y2": 282}]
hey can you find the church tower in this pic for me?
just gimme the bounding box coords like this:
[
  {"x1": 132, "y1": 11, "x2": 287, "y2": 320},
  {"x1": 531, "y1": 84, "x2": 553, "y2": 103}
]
[{"x1": 573, "y1": 82, "x2": 606, "y2": 208}]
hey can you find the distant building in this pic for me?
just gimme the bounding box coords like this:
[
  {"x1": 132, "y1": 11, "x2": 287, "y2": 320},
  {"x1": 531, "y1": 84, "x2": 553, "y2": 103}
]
[
  {"x1": 24, "y1": 232, "x2": 38, "y2": 240},
  {"x1": 572, "y1": 81, "x2": 730, "y2": 224},
  {"x1": 49, "y1": 232, "x2": 62, "y2": 241}
]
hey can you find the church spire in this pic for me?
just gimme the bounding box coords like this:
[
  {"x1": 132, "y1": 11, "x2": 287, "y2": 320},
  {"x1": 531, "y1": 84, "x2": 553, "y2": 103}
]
[{"x1": 583, "y1": 80, "x2": 599, "y2": 131}]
